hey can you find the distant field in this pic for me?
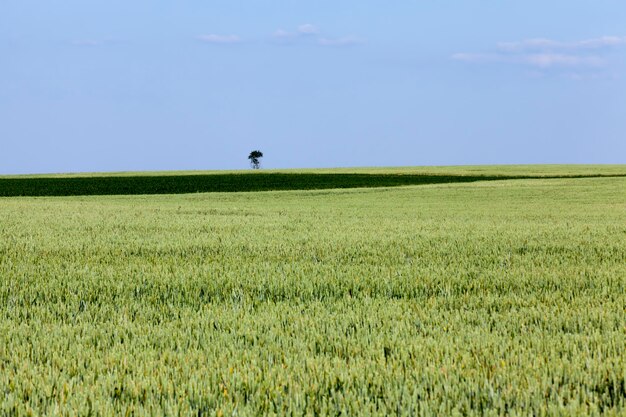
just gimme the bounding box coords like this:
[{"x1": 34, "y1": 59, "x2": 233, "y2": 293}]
[
  {"x1": 1, "y1": 164, "x2": 625, "y2": 196},
  {"x1": 0, "y1": 168, "x2": 625, "y2": 415},
  {"x1": 4, "y1": 164, "x2": 626, "y2": 178}
]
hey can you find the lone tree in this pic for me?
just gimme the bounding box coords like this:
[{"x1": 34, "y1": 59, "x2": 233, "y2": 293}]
[{"x1": 248, "y1": 150, "x2": 263, "y2": 169}]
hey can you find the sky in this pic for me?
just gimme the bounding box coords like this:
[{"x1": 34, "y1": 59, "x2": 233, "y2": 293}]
[{"x1": 1, "y1": 1, "x2": 625, "y2": 174}]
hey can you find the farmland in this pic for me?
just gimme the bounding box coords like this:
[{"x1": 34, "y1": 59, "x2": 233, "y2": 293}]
[
  {"x1": 0, "y1": 167, "x2": 625, "y2": 415},
  {"x1": 1, "y1": 164, "x2": 626, "y2": 197}
]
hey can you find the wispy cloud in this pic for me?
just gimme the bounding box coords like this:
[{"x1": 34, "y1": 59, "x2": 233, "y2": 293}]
[
  {"x1": 272, "y1": 29, "x2": 293, "y2": 40},
  {"x1": 497, "y1": 36, "x2": 626, "y2": 52},
  {"x1": 452, "y1": 52, "x2": 606, "y2": 68},
  {"x1": 197, "y1": 34, "x2": 241, "y2": 44},
  {"x1": 451, "y1": 53, "x2": 495, "y2": 63},
  {"x1": 272, "y1": 23, "x2": 319, "y2": 41},
  {"x1": 298, "y1": 24, "x2": 319, "y2": 35},
  {"x1": 318, "y1": 36, "x2": 363, "y2": 47},
  {"x1": 193, "y1": 25, "x2": 364, "y2": 49},
  {"x1": 70, "y1": 38, "x2": 122, "y2": 47},
  {"x1": 272, "y1": 24, "x2": 363, "y2": 47},
  {"x1": 522, "y1": 54, "x2": 605, "y2": 68},
  {"x1": 71, "y1": 39, "x2": 104, "y2": 47},
  {"x1": 453, "y1": 36, "x2": 625, "y2": 73}
]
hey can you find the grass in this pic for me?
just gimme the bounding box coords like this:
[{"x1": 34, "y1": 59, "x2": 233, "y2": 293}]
[{"x1": 0, "y1": 166, "x2": 625, "y2": 415}]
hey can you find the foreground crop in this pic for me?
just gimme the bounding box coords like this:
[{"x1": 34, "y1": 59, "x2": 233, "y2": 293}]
[{"x1": 0, "y1": 176, "x2": 625, "y2": 415}]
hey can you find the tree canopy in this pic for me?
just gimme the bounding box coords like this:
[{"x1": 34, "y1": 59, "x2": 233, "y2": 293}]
[{"x1": 248, "y1": 150, "x2": 263, "y2": 169}]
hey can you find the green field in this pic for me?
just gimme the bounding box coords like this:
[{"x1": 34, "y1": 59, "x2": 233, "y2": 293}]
[
  {"x1": 1, "y1": 164, "x2": 626, "y2": 197},
  {"x1": 1, "y1": 166, "x2": 625, "y2": 415}
]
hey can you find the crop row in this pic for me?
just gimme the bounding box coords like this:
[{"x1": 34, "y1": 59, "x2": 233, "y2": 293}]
[{"x1": 1, "y1": 172, "x2": 625, "y2": 197}]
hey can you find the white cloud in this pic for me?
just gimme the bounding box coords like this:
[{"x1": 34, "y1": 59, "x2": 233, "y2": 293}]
[
  {"x1": 497, "y1": 36, "x2": 626, "y2": 52},
  {"x1": 197, "y1": 34, "x2": 241, "y2": 44},
  {"x1": 453, "y1": 35, "x2": 624, "y2": 73},
  {"x1": 71, "y1": 39, "x2": 104, "y2": 47},
  {"x1": 452, "y1": 52, "x2": 605, "y2": 69},
  {"x1": 70, "y1": 38, "x2": 123, "y2": 47},
  {"x1": 272, "y1": 24, "x2": 319, "y2": 40},
  {"x1": 271, "y1": 29, "x2": 302, "y2": 42},
  {"x1": 298, "y1": 24, "x2": 319, "y2": 35},
  {"x1": 451, "y1": 53, "x2": 500, "y2": 63},
  {"x1": 577, "y1": 36, "x2": 626, "y2": 48},
  {"x1": 318, "y1": 36, "x2": 363, "y2": 47},
  {"x1": 271, "y1": 24, "x2": 363, "y2": 47},
  {"x1": 498, "y1": 38, "x2": 563, "y2": 52},
  {"x1": 273, "y1": 29, "x2": 292, "y2": 39},
  {"x1": 522, "y1": 53, "x2": 605, "y2": 68}
]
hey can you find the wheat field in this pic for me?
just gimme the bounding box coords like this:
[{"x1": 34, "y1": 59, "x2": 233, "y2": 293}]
[{"x1": 0, "y1": 170, "x2": 625, "y2": 415}]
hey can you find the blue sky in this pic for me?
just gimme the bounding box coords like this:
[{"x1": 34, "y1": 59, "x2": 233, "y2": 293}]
[{"x1": 1, "y1": 1, "x2": 625, "y2": 174}]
